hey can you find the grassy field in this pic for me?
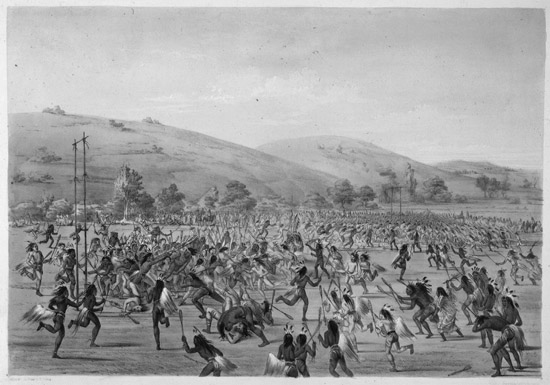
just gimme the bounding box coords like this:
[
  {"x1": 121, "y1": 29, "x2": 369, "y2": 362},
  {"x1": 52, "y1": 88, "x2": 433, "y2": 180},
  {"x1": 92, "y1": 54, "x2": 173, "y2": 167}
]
[
  {"x1": 392, "y1": 200, "x2": 543, "y2": 222},
  {"x1": 7, "y1": 224, "x2": 542, "y2": 378}
]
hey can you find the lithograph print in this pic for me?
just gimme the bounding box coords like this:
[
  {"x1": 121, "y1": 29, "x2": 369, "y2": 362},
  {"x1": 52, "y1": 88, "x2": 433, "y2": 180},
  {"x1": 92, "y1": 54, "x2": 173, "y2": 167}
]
[{"x1": 5, "y1": 4, "x2": 546, "y2": 381}]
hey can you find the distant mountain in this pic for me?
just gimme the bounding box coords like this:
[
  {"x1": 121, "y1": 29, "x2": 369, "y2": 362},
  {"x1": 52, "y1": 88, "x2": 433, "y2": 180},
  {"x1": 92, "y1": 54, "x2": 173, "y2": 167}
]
[
  {"x1": 257, "y1": 136, "x2": 480, "y2": 197},
  {"x1": 8, "y1": 113, "x2": 338, "y2": 206},
  {"x1": 435, "y1": 160, "x2": 542, "y2": 191},
  {"x1": 435, "y1": 160, "x2": 517, "y2": 173},
  {"x1": 435, "y1": 159, "x2": 541, "y2": 176}
]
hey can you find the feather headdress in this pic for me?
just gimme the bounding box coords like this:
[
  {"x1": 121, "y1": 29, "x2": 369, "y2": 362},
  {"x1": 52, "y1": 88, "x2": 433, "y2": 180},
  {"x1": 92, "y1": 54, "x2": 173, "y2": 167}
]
[
  {"x1": 406, "y1": 277, "x2": 432, "y2": 295},
  {"x1": 471, "y1": 266, "x2": 482, "y2": 275},
  {"x1": 52, "y1": 284, "x2": 68, "y2": 297},
  {"x1": 293, "y1": 261, "x2": 305, "y2": 273},
  {"x1": 342, "y1": 286, "x2": 353, "y2": 297},
  {"x1": 360, "y1": 252, "x2": 371, "y2": 261},
  {"x1": 284, "y1": 323, "x2": 294, "y2": 335},
  {"x1": 504, "y1": 288, "x2": 519, "y2": 309}
]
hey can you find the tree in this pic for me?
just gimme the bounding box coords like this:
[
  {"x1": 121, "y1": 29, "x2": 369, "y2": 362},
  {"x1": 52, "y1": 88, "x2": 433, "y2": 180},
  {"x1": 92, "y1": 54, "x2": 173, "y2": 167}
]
[
  {"x1": 302, "y1": 192, "x2": 333, "y2": 210},
  {"x1": 487, "y1": 178, "x2": 501, "y2": 199},
  {"x1": 114, "y1": 164, "x2": 146, "y2": 221},
  {"x1": 521, "y1": 178, "x2": 532, "y2": 189},
  {"x1": 203, "y1": 195, "x2": 218, "y2": 209},
  {"x1": 329, "y1": 179, "x2": 356, "y2": 209},
  {"x1": 157, "y1": 183, "x2": 185, "y2": 213},
  {"x1": 220, "y1": 180, "x2": 250, "y2": 204},
  {"x1": 532, "y1": 176, "x2": 539, "y2": 189},
  {"x1": 477, "y1": 174, "x2": 512, "y2": 199},
  {"x1": 423, "y1": 176, "x2": 452, "y2": 203},
  {"x1": 136, "y1": 191, "x2": 156, "y2": 217},
  {"x1": 39, "y1": 192, "x2": 55, "y2": 217},
  {"x1": 378, "y1": 168, "x2": 399, "y2": 203},
  {"x1": 475, "y1": 175, "x2": 490, "y2": 198},
  {"x1": 379, "y1": 184, "x2": 395, "y2": 203},
  {"x1": 499, "y1": 176, "x2": 511, "y2": 198},
  {"x1": 406, "y1": 163, "x2": 418, "y2": 197},
  {"x1": 357, "y1": 185, "x2": 376, "y2": 207},
  {"x1": 219, "y1": 180, "x2": 256, "y2": 211},
  {"x1": 198, "y1": 187, "x2": 219, "y2": 209},
  {"x1": 45, "y1": 199, "x2": 73, "y2": 221}
]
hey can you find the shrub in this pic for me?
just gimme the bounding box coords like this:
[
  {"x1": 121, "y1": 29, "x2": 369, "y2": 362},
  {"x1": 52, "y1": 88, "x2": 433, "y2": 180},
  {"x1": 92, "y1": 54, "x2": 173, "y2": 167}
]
[
  {"x1": 454, "y1": 194, "x2": 468, "y2": 203},
  {"x1": 45, "y1": 199, "x2": 73, "y2": 221},
  {"x1": 109, "y1": 119, "x2": 125, "y2": 128},
  {"x1": 152, "y1": 145, "x2": 164, "y2": 154},
  {"x1": 42, "y1": 105, "x2": 65, "y2": 115},
  {"x1": 142, "y1": 117, "x2": 162, "y2": 125},
  {"x1": 508, "y1": 197, "x2": 521, "y2": 204},
  {"x1": 410, "y1": 194, "x2": 425, "y2": 204},
  {"x1": 10, "y1": 202, "x2": 44, "y2": 220},
  {"x1": 11, "y1": 171, "x2": 26, "y2": 184},
  {"x1": 30, "y1": 147, "x2": 62, "y2": 163}
]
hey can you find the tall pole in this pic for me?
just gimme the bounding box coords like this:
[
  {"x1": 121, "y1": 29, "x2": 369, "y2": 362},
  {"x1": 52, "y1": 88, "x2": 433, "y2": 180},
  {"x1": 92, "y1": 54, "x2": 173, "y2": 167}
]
[
  {"x1": 83, "y1": 132, "x2": 88, "y2": 288},
  {"x1": 73, "y1": 140, "x2": 79, "y2": 299},
  {"x1": 402, "y1": 187, "x2": 403, "y2": 217},
  {"x1": 390, "y1": 187, "x2": 394, "y2": 221}
]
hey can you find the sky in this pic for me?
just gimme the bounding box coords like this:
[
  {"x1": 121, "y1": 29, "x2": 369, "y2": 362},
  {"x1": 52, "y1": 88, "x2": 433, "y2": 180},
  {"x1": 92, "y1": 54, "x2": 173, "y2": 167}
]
[{"x1": 6, "y1": 7, "x2": 546, "y2": 169}]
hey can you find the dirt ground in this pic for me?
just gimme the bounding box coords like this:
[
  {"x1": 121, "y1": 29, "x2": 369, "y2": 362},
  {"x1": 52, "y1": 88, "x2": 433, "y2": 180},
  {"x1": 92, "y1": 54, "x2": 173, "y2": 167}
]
[{"x1": 7, "y1": 225, "x2": 543, "y2": 378}]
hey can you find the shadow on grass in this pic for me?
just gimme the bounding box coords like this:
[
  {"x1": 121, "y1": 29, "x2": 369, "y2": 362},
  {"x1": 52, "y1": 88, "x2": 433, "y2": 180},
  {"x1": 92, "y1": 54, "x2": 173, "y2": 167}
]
[
  {"x1": 363, "y1": 294, "x2": 389, "y2": 299},
  {"x1": 98, "y1": 341, "x2": 144, "y2": 348},
  {"x1": 58, "y1": 356, "x2": 114, "y2": 361},
  {"x1": 157, "y1": 348, "x2": 184, "y2": 351},
  {"x1": 448, "y1": 335, "x2": 482, "y2": 341},
  {"x1": 387, "y1": 366, "x2": 449, "y2": 374},
  {"x1": 523, "y1": 345, "x2": 541, "y2": 351},
  {"x1": 494, "y1": 372, "x2": 542, "y2": 378},
  {"x1": 10, "y1": 341, "x2": 50, "y2": 348}
]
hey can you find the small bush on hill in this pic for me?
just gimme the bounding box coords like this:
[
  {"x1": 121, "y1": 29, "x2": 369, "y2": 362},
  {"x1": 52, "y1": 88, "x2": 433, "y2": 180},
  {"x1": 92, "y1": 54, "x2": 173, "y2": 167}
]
[
  {"x1": 109, "y1": 119, "x2": 125, "y2": 128},
  {"x1": 142, "y1": 117, "x2": 162, "y2": 125},
  {"x1": 11, "y1": 171, "x2": 26, "y2": 184},
  {"x1": 42, "y1": 105, "x2": 65, "y2": 115},
  {"x1": 30, "y1": 147, "x2": 62, "y2": 163}
]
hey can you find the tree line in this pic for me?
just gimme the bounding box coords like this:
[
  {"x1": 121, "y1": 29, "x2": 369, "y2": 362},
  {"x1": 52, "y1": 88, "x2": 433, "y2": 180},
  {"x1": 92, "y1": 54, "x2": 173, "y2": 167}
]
[
  {"x1": 113, "y1": 164, "x2": 260, "y2": 220},
  {"x1": 475, "y1": 175, "x2": 511, "y2": 199}
]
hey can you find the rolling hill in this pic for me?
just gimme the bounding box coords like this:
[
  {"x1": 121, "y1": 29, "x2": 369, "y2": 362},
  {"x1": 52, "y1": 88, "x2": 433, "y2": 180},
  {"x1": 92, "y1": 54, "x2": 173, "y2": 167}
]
[
  {"x1": 8, "y1": 113, "x2": 338, "y2": 206},
  {"x1": 257, "y1": 136, "x2": 481, "y2": 197},
  {"x1": 9, "y1": 114, "x2": 540, "y2": 209}
]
